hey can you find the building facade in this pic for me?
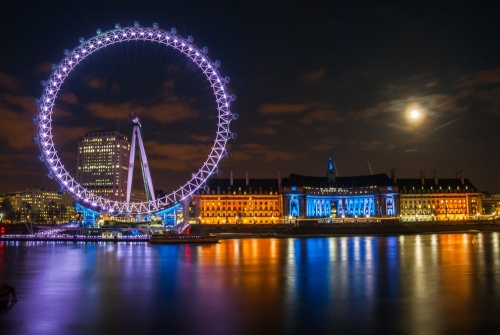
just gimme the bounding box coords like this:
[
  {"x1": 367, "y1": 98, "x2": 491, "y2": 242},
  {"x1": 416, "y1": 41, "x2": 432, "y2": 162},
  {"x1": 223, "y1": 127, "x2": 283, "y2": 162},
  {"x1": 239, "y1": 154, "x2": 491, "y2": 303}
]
[
  {"x1": 76, "y1": 130, "x2": 130, "y2": 201},
  {"x1": 481, "y1": 193, "x2": 500, "y2": 216},
  {"x1": 0, "y1": 188, "x2": 76, "y2": 223},
  {"x1": 396, "y1": 170, "x2": 482, "y2": 221},
  {"x1": 187, "y1": 174, "x2": 284, "y2": 224},
  {"x1": 185, "y1": 159, "x2": 484, "y2": 224},
  {"x1": 281, "y1": 157, "x2": 399, "y2": 221},
  {"x1": 282, "y1": 173, "x2": 399, "y2": 221}
]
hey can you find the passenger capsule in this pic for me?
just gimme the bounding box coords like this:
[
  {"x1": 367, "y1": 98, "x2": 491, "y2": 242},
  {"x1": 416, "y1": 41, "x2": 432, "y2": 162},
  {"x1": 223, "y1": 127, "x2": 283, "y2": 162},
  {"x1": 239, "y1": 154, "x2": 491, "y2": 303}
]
[
  {"x1": 224, "y1": 76, "x2": 231, "y2": 84},
  {"x1": 153, "y1": 22, "x2": 159, "y2": 29},
  {"x1": 96, "y1": 28, "x2": 102, "y2": 35},
  {"x1": 134, "y1": 21, "x2": 140, "y2": 27},
  {"x1": 115, "y1": 23, "x2": 121, "y2": 29},
  {"x1": 225, "y1": 151, "x2": 232, "y2": 158},
  {"x1": 32, "y1": 136, "x2": 39, "y2": 143},
  {"x1": 79, "y1": 37, "x2": 85, "y2": 44},
  {"x1": 51, "y1": 64, "x2": 56, "y2": 71},
  {"x1": 31, "y1": 117, "x2": 38, "y2": 125},
  {"x1": 45, "y1": 173, "x2": 54, "y2": 180},
  {"x1": 171, "y1": 27, "x2": 177, "y2": 35},
  {"x1": 34, "y1": 98, "x2": 40, "y2": 106},
  {"x1": 38, "y1": 155, "x2": 45, "y2": 162},
  {"x1": 214, "y1": 60, "x2": 221, "y2": 68},
  {"x1": 231, "y1": 132, "x2": 238, "y2": 140},
  {"x1": 202, "y1": 46, "x2": 209, "y2": 54},
  {"x1": 232, "y1": 113, "x2": 239, "y2": 120},
  {"x1": 230, "y1": 94, "x2": 237, "y2": 102},
  {"x1": 217, "y1": 169, "x2": 223, "y2": 176},
  {"x1": 63, "y1": 49, "x2": 70, "y2": 56},
  {"x1": 187, "y1": 35, "x2": 194, "y2": 43},
  {"x1": 40, "y1": 80, "x2": 46, "y2": 87}
]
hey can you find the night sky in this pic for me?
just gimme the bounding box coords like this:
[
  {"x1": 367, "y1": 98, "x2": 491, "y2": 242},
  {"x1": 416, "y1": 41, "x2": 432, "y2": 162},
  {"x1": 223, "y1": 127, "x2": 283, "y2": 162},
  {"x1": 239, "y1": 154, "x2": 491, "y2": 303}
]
[{"x1": 0, "y1": 0, "x2": 499, "y2": 195}]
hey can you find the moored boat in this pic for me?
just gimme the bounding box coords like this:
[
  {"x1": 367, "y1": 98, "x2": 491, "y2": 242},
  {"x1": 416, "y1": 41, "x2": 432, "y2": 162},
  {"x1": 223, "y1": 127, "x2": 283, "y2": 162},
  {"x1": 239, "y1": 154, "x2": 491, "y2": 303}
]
[
  {"x1": 149, "y1": 232, "x2": 220, "y2": 244},
  {"x1": 0, "y1": 283, "x2": 17, "y2": 309}
]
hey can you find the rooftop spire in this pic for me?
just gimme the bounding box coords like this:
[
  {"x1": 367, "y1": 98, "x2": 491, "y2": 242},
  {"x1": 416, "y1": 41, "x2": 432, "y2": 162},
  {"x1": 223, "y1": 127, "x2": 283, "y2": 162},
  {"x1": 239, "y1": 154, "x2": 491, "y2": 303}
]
[{"x1": 327, "y1": 155, "x2": 336, "y2": 184}]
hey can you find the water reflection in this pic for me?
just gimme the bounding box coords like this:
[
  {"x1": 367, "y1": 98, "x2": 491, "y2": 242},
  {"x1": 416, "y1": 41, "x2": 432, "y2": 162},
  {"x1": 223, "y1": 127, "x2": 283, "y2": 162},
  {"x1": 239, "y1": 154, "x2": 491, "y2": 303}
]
[{"x1": 1, "y1": 233, "x2": 500, "y2": 334}]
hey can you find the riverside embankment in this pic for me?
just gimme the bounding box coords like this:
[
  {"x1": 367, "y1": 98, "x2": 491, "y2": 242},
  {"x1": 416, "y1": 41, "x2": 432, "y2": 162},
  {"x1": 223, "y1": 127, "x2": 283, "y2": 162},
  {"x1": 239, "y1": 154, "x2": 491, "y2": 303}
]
[{"x1": 190, "y1": 219, "x2": 500, "y2": 238}]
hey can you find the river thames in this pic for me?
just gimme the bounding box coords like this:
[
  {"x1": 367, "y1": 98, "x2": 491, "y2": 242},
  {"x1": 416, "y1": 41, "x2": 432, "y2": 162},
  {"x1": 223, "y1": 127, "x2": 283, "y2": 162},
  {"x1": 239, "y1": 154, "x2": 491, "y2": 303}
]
[{"x1": 1, "y1": 233, "x2": 500, "y2": 334}]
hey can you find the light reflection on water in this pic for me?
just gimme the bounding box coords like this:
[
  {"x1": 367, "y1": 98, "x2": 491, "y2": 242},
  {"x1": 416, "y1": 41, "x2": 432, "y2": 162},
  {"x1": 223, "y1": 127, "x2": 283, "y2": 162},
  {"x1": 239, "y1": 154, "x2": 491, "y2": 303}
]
[{"x1": 1, "y1": 233, "x2": 500, "y2": 335}]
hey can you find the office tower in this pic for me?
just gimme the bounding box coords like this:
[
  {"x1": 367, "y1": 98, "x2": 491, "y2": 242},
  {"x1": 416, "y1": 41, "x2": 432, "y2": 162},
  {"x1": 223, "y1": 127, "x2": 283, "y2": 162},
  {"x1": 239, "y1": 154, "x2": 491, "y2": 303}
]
[{"x1": 76, "y1": 130, "x2": 130, "y2": 201}]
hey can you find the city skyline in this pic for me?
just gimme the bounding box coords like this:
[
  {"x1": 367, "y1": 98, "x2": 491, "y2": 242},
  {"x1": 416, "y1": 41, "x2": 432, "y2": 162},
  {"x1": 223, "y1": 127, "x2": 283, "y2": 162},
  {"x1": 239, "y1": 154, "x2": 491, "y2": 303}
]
[{"x1": 1, "y1": 1, "x2": 499, "y2": 195}]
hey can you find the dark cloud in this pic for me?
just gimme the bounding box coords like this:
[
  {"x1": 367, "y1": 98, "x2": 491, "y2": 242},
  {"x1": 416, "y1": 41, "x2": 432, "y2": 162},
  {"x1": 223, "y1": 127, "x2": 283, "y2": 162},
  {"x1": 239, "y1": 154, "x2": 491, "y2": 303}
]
[
  {"x1": 0, "y1": 94, "x2": 36, "y2": 150},
  {"x1": 258, "y1": 104, "x2": 308, "y2": 115},
  {"x1": 233, "y1": 143, "x2": 300, "y2": 163},
  {"x1": 299, "y1": 106, "x2": 347, "y2": 124},
  {"x1": 0, "y1": 1, "x2": 499, "y2": 193},
  {"x1": 144, "y1": 141, "x2": 210, "y2": 172},
  {"x1": 249, "y1": 127, "x2": 278, "y2": 136},
  {"x1": 301, "y1": 68, "x2": 326, "y2": 83},
  {"x1": 87, "y1": 101, "x2": 198, "y2": 124},
  {"x1": 0, "y1": 73, "x2": 21, "y2": 93}
]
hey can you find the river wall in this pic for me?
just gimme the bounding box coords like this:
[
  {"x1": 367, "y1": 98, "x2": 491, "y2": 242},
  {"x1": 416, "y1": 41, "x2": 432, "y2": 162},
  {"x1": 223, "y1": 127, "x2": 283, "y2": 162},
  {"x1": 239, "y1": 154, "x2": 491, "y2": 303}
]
[{"x1": 190, "y1": 220, "x2": 500, "y2": 236}]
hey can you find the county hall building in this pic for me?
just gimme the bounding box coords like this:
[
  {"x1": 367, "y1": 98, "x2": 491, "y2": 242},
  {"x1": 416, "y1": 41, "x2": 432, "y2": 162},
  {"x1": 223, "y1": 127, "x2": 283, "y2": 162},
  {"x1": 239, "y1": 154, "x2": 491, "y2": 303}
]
[{"x1": 186, "y1": 157, "x2": 483, "y2": 224}]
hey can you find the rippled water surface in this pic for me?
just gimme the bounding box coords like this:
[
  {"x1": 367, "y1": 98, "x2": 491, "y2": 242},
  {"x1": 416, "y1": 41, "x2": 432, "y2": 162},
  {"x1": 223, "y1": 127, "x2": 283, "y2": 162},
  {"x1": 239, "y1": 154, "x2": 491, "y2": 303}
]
[{"x1": 1, "y1": 233, "x2": 500, "y2": 334}]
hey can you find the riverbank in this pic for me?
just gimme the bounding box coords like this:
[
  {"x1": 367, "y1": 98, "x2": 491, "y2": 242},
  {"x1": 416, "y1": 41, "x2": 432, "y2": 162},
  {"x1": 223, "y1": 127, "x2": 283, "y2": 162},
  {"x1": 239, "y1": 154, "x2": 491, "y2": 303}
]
[
  {"x1": 190, "y1": 220, "x2": 500, "y2": 238},
  {"x1": 2, "y1": 220, "x2": 500, "y2": 242}
]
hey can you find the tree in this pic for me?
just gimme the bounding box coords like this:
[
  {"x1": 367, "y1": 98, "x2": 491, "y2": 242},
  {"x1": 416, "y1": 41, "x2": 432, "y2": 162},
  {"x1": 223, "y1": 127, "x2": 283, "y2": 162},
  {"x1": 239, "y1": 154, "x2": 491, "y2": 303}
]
[
  {"x1": 58, "y1": 204, "x2": 67, "y2": 222},
  {"x1": 20, "y1": 201, "x2": 32, "y2": 222},
  {"x1": 46, "y1": 200, "x2": 58, "y2": 224},
  {"x1": 1, "y1": 197, "x2": 14, "y2": 221}
]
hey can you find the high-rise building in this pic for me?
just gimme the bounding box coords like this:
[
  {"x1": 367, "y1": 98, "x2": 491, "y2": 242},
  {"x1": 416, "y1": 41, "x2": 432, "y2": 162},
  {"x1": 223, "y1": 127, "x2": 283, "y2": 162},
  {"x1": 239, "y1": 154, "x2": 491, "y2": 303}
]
[{"x1": 76, "y1": 130, "x2": 130, "y2": 201}]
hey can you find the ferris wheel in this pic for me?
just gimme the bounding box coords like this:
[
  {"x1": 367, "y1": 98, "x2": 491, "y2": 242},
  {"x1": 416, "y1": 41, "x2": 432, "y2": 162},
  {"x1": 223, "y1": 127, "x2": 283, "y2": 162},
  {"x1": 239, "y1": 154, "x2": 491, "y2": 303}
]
[{"x1": 34, "y1": 21, "x2": 238, "y2": 215}]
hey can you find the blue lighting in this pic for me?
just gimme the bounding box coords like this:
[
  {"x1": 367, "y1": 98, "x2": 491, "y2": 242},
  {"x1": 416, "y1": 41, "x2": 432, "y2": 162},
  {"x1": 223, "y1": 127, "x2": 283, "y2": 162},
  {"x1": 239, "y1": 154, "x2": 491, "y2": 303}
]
[
  {"x1": 74, "y1": 203, "x2": 100, "y2": 226},
  {"x1": 290, "y1": 197, "x2": 299, "y2": 217},
  {"x1": 156, "y1": 203, "x2": 181, "y2": 226}
]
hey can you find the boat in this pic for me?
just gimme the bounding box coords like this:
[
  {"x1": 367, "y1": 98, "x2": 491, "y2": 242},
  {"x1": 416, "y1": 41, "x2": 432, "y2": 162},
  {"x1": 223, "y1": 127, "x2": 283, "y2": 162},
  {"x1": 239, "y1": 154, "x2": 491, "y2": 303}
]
[
  {"x1": 0, "y1": 283, "x2": 17, "y2": 309},
  {"x1": 149, "y1": 232, "x2": 220, "y2": 244}
]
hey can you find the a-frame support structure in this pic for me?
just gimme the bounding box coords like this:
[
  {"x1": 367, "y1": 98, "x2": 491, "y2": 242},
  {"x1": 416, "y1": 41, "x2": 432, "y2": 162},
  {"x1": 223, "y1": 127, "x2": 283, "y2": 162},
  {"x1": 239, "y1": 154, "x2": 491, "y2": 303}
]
[{"x1": 126, "y1": 112, "x2": 156, "y2": 205}]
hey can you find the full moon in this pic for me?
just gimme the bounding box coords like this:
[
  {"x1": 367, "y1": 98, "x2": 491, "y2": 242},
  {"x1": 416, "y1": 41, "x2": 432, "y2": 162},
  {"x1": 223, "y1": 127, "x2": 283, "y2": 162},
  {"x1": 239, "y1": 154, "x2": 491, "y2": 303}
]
[
  {"x1": 410, "y1": 109, "x2": 421, "y2": 120},
  {"x1": 405, "y1": 103, "x2": 425, "y2": 125}
]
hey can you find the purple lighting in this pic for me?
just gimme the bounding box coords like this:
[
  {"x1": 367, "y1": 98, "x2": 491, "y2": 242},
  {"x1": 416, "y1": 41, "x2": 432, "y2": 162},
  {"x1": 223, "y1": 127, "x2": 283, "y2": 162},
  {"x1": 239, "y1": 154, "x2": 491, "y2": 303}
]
[{"x1": 35, "y1": 23, "x2": 237, "y2": 215}]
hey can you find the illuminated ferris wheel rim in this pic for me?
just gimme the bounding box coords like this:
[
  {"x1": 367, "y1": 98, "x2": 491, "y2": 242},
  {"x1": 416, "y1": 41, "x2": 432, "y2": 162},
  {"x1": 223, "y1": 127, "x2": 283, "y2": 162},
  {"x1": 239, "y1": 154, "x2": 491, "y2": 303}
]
[{"x1": 35, "y1": 21, "x2": 238, "y2": 215}]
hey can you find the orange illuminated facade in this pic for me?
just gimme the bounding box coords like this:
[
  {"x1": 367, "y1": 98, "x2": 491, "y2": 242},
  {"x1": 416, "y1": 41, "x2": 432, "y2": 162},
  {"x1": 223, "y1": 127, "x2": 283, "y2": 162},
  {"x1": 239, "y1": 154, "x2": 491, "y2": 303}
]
[
  {"x1": 188, "y1": 177, "x2": 284, "y2": 224},
  {"x1": 397, "y1": 171, "x2": 482, "y2": 221}
]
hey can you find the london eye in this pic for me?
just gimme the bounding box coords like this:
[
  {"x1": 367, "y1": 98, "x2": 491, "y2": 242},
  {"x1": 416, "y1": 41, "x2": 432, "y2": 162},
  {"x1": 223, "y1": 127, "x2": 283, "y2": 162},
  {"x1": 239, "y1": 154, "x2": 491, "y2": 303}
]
[{"x1": 34, "y1": 21, "x2": 238, "y2": 216}]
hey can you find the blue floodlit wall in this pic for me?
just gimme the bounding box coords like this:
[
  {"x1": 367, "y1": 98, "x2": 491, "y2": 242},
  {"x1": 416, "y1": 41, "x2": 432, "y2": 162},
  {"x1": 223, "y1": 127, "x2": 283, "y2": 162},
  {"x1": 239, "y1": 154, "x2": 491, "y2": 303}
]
[
  {"x1": 385, "y1": 195, "x2": 395, "y2": 216},
  {"x1": 283, "y1": 186, "x2": 305, "y2": 218},
  {"x1": 305, "y1": 196, "x2": 376, "y2": 217},
  {"x1": 283, "y1": 189, "x2": 398, "y2": 218},
  {"x1": 156, "y1": 203, "x2": 182, "y2": 226},
  {"x1": 74, "y1": 203, "x2": 100, "y2": 226}
]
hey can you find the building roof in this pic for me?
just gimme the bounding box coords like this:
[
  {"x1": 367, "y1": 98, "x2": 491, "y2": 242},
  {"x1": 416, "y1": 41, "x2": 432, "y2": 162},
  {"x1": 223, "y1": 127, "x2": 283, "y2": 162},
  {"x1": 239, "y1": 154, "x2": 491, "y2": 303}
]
[
  {"x1": 396, "y1": 178, "x2": 478, "y2": 192},
  {"x1": 199, "y1": 177, "x2": 285, "y2": 194},
  {"x1": 285, "y1": 173, "x2": 392, "y2": 189}
]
